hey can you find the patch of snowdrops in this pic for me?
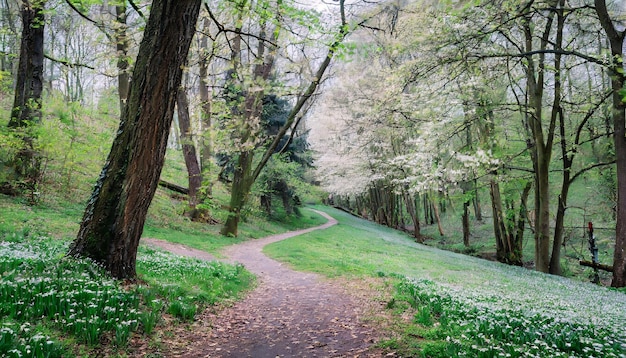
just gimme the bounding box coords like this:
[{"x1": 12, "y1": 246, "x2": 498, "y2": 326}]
[
  {"x1": 1, "y1": 236, "x2": 252, "y2": 357},
  {"x1": 391, "y1": 274, "x2": 626, "y2": 357}
]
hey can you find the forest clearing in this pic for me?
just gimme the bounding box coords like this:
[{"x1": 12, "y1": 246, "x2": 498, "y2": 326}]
[{"x1": 1, "y1": 0, "x2": 626, "y2": 356}]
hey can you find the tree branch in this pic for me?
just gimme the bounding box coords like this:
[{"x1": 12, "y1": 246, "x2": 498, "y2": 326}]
[
  {"x1": 251, "y1": 0, "x2": 349, "y2": 183},
  {"x1": 44, "y1": 53, "x2": 95, "y2": 70},
  {"x1": 204, "y1": 3, "x2": 278, "y2": 48},
  {"x1": 570, "y1": 161, "x2": 615, "y2": 184},
  {"x1": 128, "y1": 0, "x2": 145, "y2": 20},
  {"x1": 473, "y1": 49, "x2": 606, "y2": 67},
  {"x1": 63, "y1": 0, "x2": 97, "y2": 24}
]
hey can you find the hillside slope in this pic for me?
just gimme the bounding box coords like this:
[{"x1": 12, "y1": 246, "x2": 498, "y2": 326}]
[{"x1": 265, "y1": 206, "x2": 626, "y2": 357}]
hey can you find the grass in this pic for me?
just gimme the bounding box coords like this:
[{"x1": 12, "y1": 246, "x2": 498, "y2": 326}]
[
  {"x1": 0, "y1": 233, "x2": 254, "y2": 356},
  {"x1": 416, "y1": 179, "x2": 617, "y2": 282},
  {"x1": 264, "y1": 206, "x2": 626, "y2": 357},
  {"x1": 0, "y1": 87, "x2": 329, "y2": 356},
  {"x1": 0, "y1": 185, "x2": 323, "y2": 356}
]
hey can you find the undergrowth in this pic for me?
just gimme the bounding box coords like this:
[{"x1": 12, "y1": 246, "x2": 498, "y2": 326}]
[
  {"x1": 383, "y1": 276, "x2": 626, "y2": 357},
  {"x1": 0, "y1": 235, "x2": 253, "y2": 356}
]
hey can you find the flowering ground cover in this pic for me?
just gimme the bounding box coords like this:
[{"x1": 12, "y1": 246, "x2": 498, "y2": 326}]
[
  {"x1": 265, "y1": 206, "x2": 626, "y2": 357},
  {"x1": 0, "y1": 236, "x2": 253, "y2": 357}
]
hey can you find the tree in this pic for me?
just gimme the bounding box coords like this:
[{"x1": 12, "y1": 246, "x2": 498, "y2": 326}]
[
  {"x1": 6, "y1": 0, "x2": 47, "y2": 195},
  {"x1": 68, "y1": 0, "x2": 202, "y2": 279},
  {"x1": 176, "y1": 85, "x2": 204, "y2": 217},
  {"x1": 595, "y1": 0, "x2": 626, "y2": 287},
  {"x1": 0, "y1": 0, "x2": 20, "y2": 77},
  {"x1": 220, "y1": 0, "x2": 350, "y2": 236}
]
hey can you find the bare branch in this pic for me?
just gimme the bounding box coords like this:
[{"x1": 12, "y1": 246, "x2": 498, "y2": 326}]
[
  {"x1": 204, "y1": 3, "x2": 278, "y2": 48},
  {"x1": 128, "y1": 0, "x2": 146, "y2": 20},
  {"x1": 44, "y1": 53, "x2": 95, "y2": 70},
  {"x1": 63, "y1": 0, "x2": 97, "y2": 24}
]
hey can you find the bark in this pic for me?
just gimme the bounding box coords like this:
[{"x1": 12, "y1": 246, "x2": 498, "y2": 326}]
[
  {"x1": 513, "y1": 182, "x2": 532, "y2": 265},
  {"x1": 551, "y1": 108, "x2": 571, "y2": 277},
  {"x1": 198, "y1": 17, "x2": 212, "y2": 196},
  {"x1": 8, "y1": 0, "x2": 46, "y2": 188},
  {"x1": 68, "y1": 0, "x2": 202, "y2": 279},
  {"x1": 490, "y1": 179, "x2": 528, "y2": 266},
  {"x1": 473, "y1": 179, "x2": 483, "y2": 222},
  {"x1": 595, "y1": 0, "x2": 626, "y2": 287},
  {"x1": 176, "y1": 88, "x2": 202, "y2": 209},
  {"x1": 462, "y1": 200, "x2": 470, "y2": 247},
  {"x1": 159, "y1": 179, "x2": 188, "y2": 195},
  {"x1": 461, "y1": 181, "x2": 472, "y2": 247},
  {"x1": 490, "y1": 180, "x2": 508, "y2": 262},
  {"x1": 221, "y1": 151, "x2": 254, "y2": 237},
  {"x1": 433, "y1": 198, "x2": 444, "y2": 237},
  {"x1": 546, "y1": 1, "x2": 565, "y2": 275},
  {"x1": 522, "y1": 4, "x2": 559, "y2": 273},
  {"x1": 403, "y1": 190, "x2": 422, "y2": 242},
  {"x1": 424, "y1": 193, "x2": 435, "y2": 225},
  {"x1": 115, "y1": 4, "x2": 130, "y2": 114}
]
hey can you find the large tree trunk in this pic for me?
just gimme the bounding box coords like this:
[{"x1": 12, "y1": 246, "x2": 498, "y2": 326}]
[
  {"x1": 68, "y1": 0, "x2": 202, "y2": 279},
  {"x1": 547, "y1": 1, "x2": 565, "y2": 275},
  {"x1": 595, "y1": 0, "x2": 626, "y2": 287},
  {"x1": 8, "y1": 0, "x2": 46, "y2": 190},
  {"x1": 491, "y1": 178, "x2": 528, "y2": 266}
]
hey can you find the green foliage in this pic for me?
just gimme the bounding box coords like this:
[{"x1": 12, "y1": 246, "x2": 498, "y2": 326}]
[
  {"x1": 1, "y1": 92, "x2": 117, "y2": 202},
  {"x1": 389, "y1": 278, "x2": 626, "y2": 357},
  {"x1": 0, "y1": 238, "x2": 138, "y2": 354},
  {"x1": 0, "y1": 233, "x2": 254, "y2": 355},
  {"x1": 37, "y1": 93, "x2": 116, "y2": 197},
  {"x1": 0, "y1": 71, "x2": 13, "y2": 93},
  {"x1": 619, "y1": 87, "x2": 626, "y2": 103},
  {"x1": 0, "y1": 127, "x2": 21, "y2": 180},
  {"x1": 167, "y1": 299, "x2": 197, "y2": 322},
  {"x1": 136, "y1": 246, "x2": 254, "y2": 307}
]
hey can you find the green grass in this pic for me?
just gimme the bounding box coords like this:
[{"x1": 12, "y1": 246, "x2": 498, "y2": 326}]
[
  {"x1": 265, "y1": 206, "x2": 505, "y2": 284},
  {"x1": 264, "y1": 206, "x2": 626, "y2": 357},
  {"x1": 137, "y1": 246, "x2": 254, "y2": 306},
  {"x1": 0, "y1": 234, "x2": 254, "y2": 357},
  {"x1": 415, "y1": 178, "x2": 616, "y2": 282}
]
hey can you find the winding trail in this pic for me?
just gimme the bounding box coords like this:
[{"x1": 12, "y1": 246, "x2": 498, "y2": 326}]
[{"x1": 144, "y1": 210, "x2": 385, "y2": 357}]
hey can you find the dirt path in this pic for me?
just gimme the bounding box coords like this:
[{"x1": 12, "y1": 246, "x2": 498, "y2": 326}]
[{"x1": 145, "y1": 211, "x2": 386, "y2": 357}]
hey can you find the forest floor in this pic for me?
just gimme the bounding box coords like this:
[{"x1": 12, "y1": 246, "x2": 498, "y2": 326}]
[{"x1": 143, "y1": 211, "x2": 392, "y2": 358}]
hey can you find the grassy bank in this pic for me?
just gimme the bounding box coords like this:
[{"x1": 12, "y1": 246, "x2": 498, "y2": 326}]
[
  {"x1": 0, "y1": 235, "x2": 254, "y2": 357},
  {"x1": 0, "y1": 175, "x2": 325, "y2": 357},
  {"x1": 264, "y1": 206, "x2": 626, "y2": 357}
]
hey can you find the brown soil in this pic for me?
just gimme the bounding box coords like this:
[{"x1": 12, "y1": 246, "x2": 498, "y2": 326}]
[{"x1": 144, "y1": 210, "x2": 391, "y2": 357}]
